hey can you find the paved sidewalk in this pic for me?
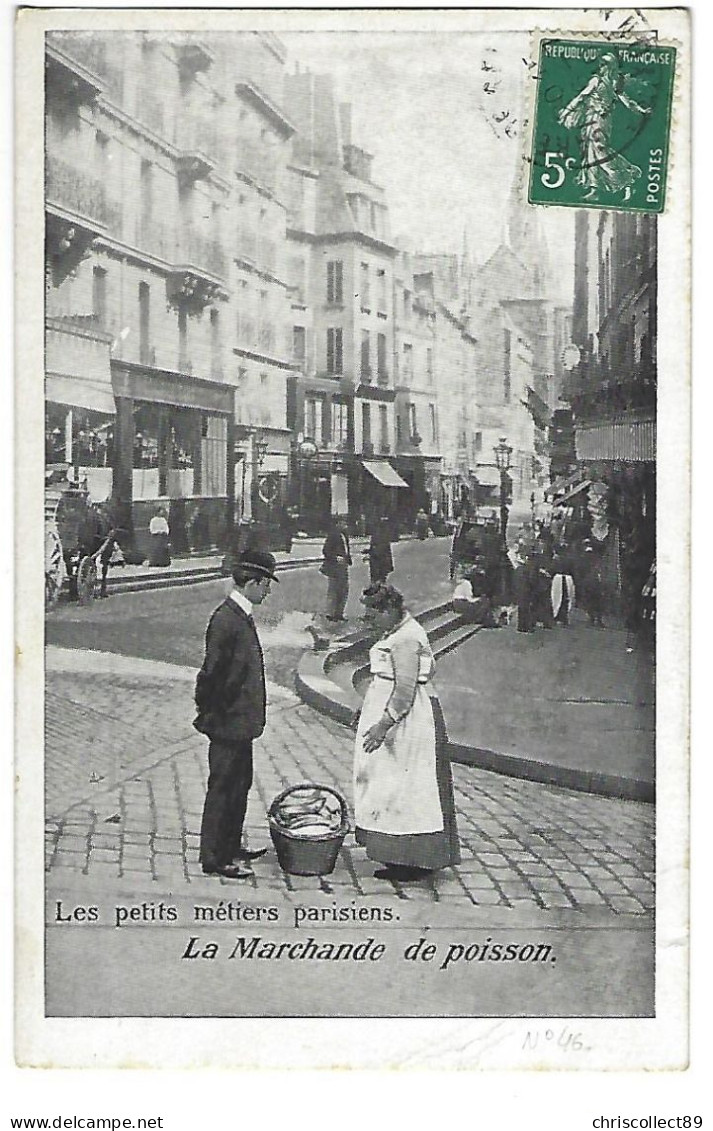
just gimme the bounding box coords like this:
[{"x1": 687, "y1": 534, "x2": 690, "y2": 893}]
[
  {"x1": 436, "y1": 612, "x2": 655, "y2": 793},
  {"x1": 105, "y1": 536, "x2": 373, "y2": 587},
  {"x1": 45, "y1": 647, "x2": 654, "y2": 917}
]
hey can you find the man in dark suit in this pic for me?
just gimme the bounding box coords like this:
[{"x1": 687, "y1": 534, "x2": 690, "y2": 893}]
[
  {"x1": 194, "y1": 549, "x2": 278, "y2": 879},
  {"x1": 321, "y1": 518, "x2": 352, "y2": 621}
]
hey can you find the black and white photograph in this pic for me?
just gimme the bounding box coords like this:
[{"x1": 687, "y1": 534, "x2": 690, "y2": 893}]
[{"x1": 14, "y1": 6, "x2": 690, "y2": 1071}]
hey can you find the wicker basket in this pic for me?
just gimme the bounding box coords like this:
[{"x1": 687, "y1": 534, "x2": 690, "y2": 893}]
[{"x1": 268, "y1": 783, "x2": 350, "y2": 876}]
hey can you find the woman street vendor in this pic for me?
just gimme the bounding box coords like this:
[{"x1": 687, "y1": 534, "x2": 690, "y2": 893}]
[
  {"x1": 353, "y1": 583, "x2": 461, "y2": 883},
  {"x1": 148, "y1": 506, "x2": 171, "y2": 567}
]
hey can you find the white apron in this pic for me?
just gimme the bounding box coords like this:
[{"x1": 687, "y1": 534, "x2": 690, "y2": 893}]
[
  {"x1": 551, "y1": 573, "x2": 575, "y2": 617},
  {"x1": 354, "y1": 617, "x2": 443, "y2": 836}
]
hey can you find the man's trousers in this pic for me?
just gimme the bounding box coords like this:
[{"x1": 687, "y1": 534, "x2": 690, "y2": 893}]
[
  {"x1": 326, "y1": 567, "x2": 349, "y2": 619},
  {"x1": 199, "y1": 738, "x2": 253, "y2": 868}
]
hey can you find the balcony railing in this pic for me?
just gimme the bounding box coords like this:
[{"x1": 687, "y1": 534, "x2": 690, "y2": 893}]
[
  {"x1": 46, "y1": 155, "x2": 109, "y2": 228},
  {"x1": 566, "y1": 358, "x2": 657, "y2": 422},
  {"x1": 175, "y1": 231, "x2": 227, "y2": 281}
]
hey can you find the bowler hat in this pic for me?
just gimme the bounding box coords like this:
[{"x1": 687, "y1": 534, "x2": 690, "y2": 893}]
[{"x1": 235, "y1": 548, "x2": 280, "y2": 582}]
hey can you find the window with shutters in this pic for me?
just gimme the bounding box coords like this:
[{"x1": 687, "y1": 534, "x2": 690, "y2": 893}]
[
  {"x1": 327, "y1": 260, "x2": 343, "y2": 305},
  {"x1": 326, "y1": 328, "x2": 343, "y2": 375},
  {"x1": 92, "y1": 267, "x2": 107, "y2": 328},
  {"x1": 377, "y1": 269, "x2": 387, "y2": 314},
  {"x1": 360, "y1": 262, "x2": 370, "y2": 311},
  {"x1": 362, "y1": 403, "x2": 372, "y2": 449},
  {"x1": 293, "y1": 326, "x2": 306, "y2": 365},
  {"x1": 305, "y1": 397, "x2": 323, "y2": 443},
  {"x1": 332, "y1": 400, "x2": 348, "y2": 446},
  {"x1": 377, "y1": 333, "x2": 388, "y2": 382},
  {"x1": 361, "y1": 330, "x2": 371, "y2": 381},
  {"x1": 402, "y1": 342, "x2": 413, "y2": 381},
  {"x1": 379, "y1": 405, "x2": 388, "y2": 451}
]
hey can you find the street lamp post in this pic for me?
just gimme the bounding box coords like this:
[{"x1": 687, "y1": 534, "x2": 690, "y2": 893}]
[
  {"x1": 251, "y1": 431, "x2": 269, "y2": 518},
  {"x1": 493, "y1": 435, "x2": 513, "y2": 546},
  {"x1": 296, "y1": 436, "x2": 318, "y2": 528}
]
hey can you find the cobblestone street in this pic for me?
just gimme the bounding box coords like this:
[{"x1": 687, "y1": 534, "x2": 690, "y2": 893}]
[{"x1": 46, "y1": 648, "x2": 655, "y2": 916}]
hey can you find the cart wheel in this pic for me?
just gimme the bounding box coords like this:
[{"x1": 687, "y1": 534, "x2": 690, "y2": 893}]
[
  {"x1": 76, "y1": 555, "x2": 98, "y2": 605},
  {"x1": 44, "y1": 527, "x2": 65, "y2": 610}
]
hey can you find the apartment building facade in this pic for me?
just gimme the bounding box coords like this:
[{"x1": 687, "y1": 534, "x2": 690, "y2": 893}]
[
  {"x1": 565, "y1": 209, "x2": 657, "y2": 624},
  {"x1": 283, "y1": 73, "x2": 403, "y2": 533},
  {"x1": 411, "y1": 255, "x2": 481, "y2": 520},
  {"x1": 391, "y1": 253, "x2": 442, "y2": 528},
  {"x1": 45, "y1": 30, "x2": 296, "y2": 552}
]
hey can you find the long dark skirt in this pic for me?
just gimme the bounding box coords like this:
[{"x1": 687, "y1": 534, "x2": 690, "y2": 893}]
[
  {"x1": 148, "y1": 532, "x2": 171, "y2": 567},
  {"x1": 355, "y1": 698, "x2": 461, "y2": 870}
]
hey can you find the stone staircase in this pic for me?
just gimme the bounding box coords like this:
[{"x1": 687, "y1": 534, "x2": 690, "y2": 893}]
[{"x1": 296, "y1": 600, "x2": 483, "y2": 726}]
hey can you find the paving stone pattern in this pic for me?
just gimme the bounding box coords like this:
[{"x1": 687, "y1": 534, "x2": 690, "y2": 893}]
[{"x1": 45, "y1": 669, "x2": 655, "y2": 915}]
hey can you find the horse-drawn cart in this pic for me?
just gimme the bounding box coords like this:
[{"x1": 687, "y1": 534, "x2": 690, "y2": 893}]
[{"x1": 44, "y1": 480, "x2": 114, "y2": 609}]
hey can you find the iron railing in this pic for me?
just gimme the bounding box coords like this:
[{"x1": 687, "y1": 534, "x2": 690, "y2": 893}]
[{"x1": 46, "y1": 155, "x2": 109, "y2": 227}]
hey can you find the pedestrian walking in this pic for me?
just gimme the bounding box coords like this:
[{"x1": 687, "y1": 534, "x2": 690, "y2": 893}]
[
  {"x1": 515, "y1": 552, "x2": 538, "y2": 633},
  {"x1": 193, "y1": 549, "x2": 278, "y2": 879},
  {"x1": 532, "y1": 546, "x2": 555, "y2": 628},
  {"x1": 579, "y1": 542, "x2": 605, "y2": 626},
  {"x1": 353, "y1": 583, "x2": 461, "y2": 883},
  {"x1": 321, "y1": 518, "x2": 352, "y2": 622},
  {"x1": 415, "y1": 508, "x2": 430, "y2": 540},
  {"x1": 364, "y1": 517, "x2": 394, "y2": 584},
  {"x1": 550, "y1": 552, "x2": 576, "y2": 626},
  {"x1": 148, "y1": 507, "x2": 171, "y2": 567}
]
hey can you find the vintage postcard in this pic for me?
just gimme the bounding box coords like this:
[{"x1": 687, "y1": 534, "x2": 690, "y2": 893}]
[{"x1": 15, "y1": 6, "x2": 690, "y2": 1069}]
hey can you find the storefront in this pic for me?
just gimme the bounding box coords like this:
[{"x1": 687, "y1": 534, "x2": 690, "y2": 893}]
[
  {"x1": 574, "y1": 409, "x2": 656, "y2": 628},
  {"x1": 355, "y1": 458, "x2": 408, "y2": 535},
  {"x1": 111, "y1": 360, "x2": 234, "y2": 555},
  {"x1": 45, "y1": 316, "x2": 115, "y2": 501}
]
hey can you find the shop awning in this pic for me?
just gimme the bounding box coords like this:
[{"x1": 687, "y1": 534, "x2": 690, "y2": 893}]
[
  {"x1": 46, "y1": 373, "x2": 116, "y2": 416},
  {"x1": 553, "y1": 479, "x2": 592, "y2": 506},
  {"x1": 472, "y1": 465, "x2": 500, "y2": 487},
  {"x1": 361, "y1": 459, "x2": 408, "y2": 488}
]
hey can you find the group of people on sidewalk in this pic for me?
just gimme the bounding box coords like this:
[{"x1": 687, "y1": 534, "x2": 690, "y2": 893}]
[
  {"x1": 194, "y1": 544, "x2": 460, "y2": 885},
  {"x1": 512, "y1": 523, "x2": 605, "y2": 633}
]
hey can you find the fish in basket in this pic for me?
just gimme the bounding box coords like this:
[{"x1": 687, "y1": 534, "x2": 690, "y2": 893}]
[{"x1": 268, "y1": 783, "x2": 350, "y2": 876}]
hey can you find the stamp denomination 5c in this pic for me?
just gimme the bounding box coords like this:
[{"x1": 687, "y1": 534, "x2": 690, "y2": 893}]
[{"x1": 528, "y1": 38, "x2": 676, "y2": 212}]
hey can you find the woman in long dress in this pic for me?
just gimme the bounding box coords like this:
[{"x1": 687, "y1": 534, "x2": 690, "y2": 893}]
[
  {"x1": 148, "y1": 507, "x2": 171, "y2": 567},
  {"x1": 558, "y1": 52, "x2": 651, "y2": 201},
  {"x1": 354, "y1": 583, "x2": 461, "y2": 883}
]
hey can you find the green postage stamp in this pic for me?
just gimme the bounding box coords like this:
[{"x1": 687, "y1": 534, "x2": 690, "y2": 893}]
[{"x1": 528, "y1": 38, "x2": 676, "y2": 212}]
